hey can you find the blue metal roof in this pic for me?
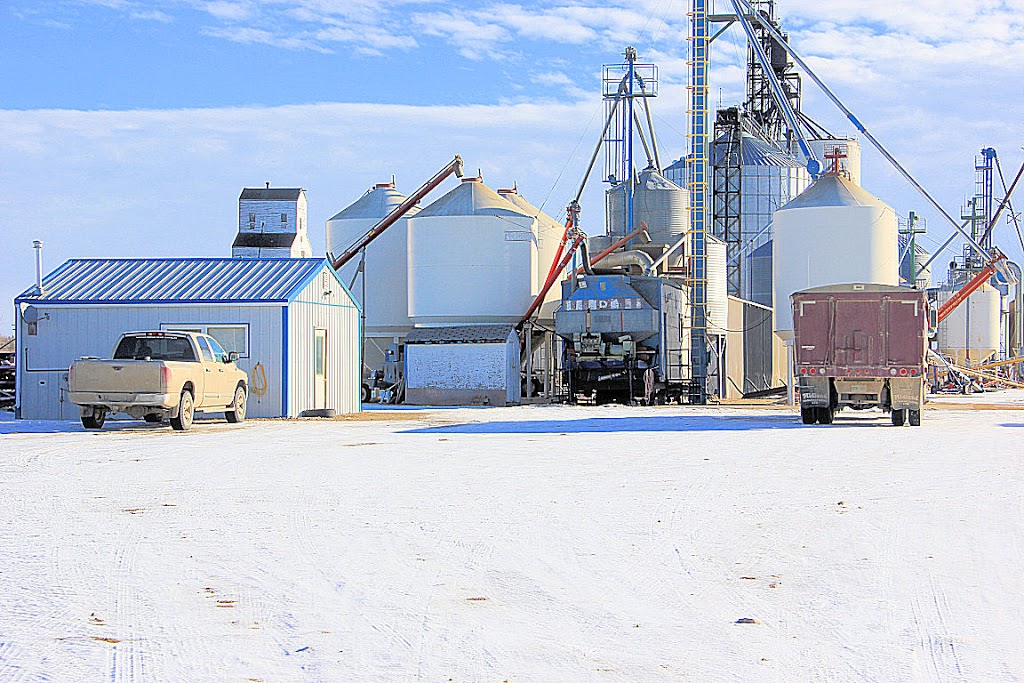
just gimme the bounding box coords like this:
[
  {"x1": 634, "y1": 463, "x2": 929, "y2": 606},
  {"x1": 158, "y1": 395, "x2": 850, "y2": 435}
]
[
  {"x1": 712, "y1": 133, "x2": 804, "y2": 168},
  {"x1": 16, "y1": 258, "x2": 332, "y2": 305}
]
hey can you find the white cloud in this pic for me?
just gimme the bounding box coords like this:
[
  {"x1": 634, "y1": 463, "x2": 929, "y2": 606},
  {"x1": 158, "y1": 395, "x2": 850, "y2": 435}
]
[
  {"x1": 411, "y1": 12, "x2": 512, "y2": 60},
  {"x1": 129, "y1": 9, "x2": 173, "y2": 22},
  {"x1": 200, "y1": 26, "x2": 335, "y2": 53},
  {"x1": 197, "y1": 0, "x2": 254, "y2": 22}
]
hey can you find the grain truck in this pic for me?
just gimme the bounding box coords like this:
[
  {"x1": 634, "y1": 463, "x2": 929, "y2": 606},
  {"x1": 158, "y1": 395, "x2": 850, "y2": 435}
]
[{"x1": 791, "y1": 283, "x2": 930, "y2": 426}]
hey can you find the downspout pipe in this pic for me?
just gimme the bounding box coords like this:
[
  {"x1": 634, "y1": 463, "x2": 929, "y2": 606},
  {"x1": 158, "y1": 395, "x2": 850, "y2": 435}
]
[{"x1": 728, "y1": 0, "x2": 819, "y2": 176}]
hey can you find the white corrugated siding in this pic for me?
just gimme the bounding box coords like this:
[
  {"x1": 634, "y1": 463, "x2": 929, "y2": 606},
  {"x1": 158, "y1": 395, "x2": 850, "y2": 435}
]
[
  {"x1": 15, "y1": 303, "x2": 284, "y2": 420},
  {"x1": 286, "y1": 270, "x2": 361, "y2": 416}
]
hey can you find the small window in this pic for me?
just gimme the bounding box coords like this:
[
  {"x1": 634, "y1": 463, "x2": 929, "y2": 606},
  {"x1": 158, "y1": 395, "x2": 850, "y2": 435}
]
[
  {"x1": 281, "y1": 213, "x2": 288, "y2": 223},
  {"x1": 249, "y1": 212, "x2": 256, "y2": 223},
  {"x1": 207, "y1": 325, "x2": 248, "y2": 357},
  {"x1": 196, "y1": 336, "x2": 214, "y2": 363}
]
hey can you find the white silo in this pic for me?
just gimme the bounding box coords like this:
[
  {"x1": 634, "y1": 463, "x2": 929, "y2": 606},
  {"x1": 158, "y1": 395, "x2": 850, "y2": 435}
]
[
  {"x1": 497, "y1": 187, "x2": 563, "y2": 319},
  {"x1": 705, "y1": 234, "x2": 729, "y2": 336},
  {"x1": 773, "y1": 174, "x2": 900, "y2": 337},
  {"x1": 936, "y1": 282, "x2": 1001, "y2": 365},
  {"x1": 408, "y1": 177, "x2": 539, "y2": 326},
  {"x1": 326, "y1": 182, "x2": 419, "y2": 338}
]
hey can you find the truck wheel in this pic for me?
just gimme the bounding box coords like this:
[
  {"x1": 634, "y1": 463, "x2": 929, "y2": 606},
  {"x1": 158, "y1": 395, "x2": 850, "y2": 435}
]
[
  {"x1": 361, "y1": 383, "x2": 371, "y2": 403},
  {"x1": 908, "y1": 409, "x2": 921, "y2": 427},
  {"x1": 81, "y1": 407, "x2": 107, "y2": 430},
  {"x1": 891, "y1": 409, "x2": 906, "y2": 426},
  {"x1": 801, "y1": 408, "x2": 816, "y2": 425},
  {"x1": 226, "y1": 385, "x2": 247, "y2": 423},
  {"x1": 171, "y1": 390, "x2": 194, "y2": 431}
]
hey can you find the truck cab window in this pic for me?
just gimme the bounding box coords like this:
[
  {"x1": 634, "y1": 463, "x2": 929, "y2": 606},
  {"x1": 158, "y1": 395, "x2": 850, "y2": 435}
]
[
  {"x1": 114, "y1": 336, "x2": 196, "y2": 361},
  {"x1": 206, "y1": 336, "x2": 229, "y2": 363},
  {"x1": 196, "y1": 336, "x2": 215, "y2": 363}
]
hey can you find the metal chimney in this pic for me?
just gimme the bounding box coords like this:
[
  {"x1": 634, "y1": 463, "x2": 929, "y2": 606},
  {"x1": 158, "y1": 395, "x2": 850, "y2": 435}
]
[{"x1": 33, "y1": 240, "x2": 44, "y2": 293}]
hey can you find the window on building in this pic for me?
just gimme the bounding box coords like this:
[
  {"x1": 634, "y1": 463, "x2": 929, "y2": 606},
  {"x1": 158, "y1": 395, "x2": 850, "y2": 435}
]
[
  {"x1": 161, "y1": 323, "x2": 249, "y2": 358},
  {"x1": 281, "y1": 213, "x2": 288, "y2": 224},
  {"x1": 249, "y1": 212, "x2": 256, "y2": 223},
  {"x1": 207, "y1": 325, "x2": 247, "y2": 357}
]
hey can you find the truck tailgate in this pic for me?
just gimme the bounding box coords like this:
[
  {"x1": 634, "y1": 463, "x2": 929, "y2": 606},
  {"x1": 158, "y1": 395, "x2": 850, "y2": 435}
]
[
  {"x1": 72, "y1": 360, "x2": 164, "y2": 394},
  {"x1": 793, "y1": 289, "x2": 927, "y2": 371}
]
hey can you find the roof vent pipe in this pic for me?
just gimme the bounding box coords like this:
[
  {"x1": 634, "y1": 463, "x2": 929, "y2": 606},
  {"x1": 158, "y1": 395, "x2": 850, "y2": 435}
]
[
  {"x1": 265, "y1": 181, "x2": 270, "y2": 189},
  {"x1": 33, "y1": 240, "x2": 44, "y2": 294}
]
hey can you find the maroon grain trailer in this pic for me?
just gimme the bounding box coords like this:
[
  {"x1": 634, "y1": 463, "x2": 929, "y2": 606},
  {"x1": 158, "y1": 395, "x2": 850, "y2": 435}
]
[{"x1": 791, "y1": 283, "x2": 930, "y2": 426}]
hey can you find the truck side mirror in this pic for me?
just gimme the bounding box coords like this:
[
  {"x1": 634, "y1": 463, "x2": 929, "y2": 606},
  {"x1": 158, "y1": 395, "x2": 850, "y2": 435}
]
[{"x1": 227, "y1": 351, "x2": 239, "y2": 363}]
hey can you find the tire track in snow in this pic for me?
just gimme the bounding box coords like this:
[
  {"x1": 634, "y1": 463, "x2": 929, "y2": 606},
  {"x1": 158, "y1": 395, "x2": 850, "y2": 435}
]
[
  {"x1": 911, "y1": 571, "x2": 966, "y2": 683},
  {"x1": 0, "y1": 641, "x2": 30, "y2": 683},
  {"x1": 109, "y1": 523, "x2": 145, "y2": 683}
]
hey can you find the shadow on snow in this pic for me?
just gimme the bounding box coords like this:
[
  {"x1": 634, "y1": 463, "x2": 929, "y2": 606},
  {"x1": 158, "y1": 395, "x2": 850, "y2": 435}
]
[{"x1": 401, "y1": 413, "x2": 816, "y2": 435}]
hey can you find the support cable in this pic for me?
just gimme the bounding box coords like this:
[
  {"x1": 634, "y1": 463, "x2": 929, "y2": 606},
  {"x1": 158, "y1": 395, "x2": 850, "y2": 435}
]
[{"x1": 731, "y1": 0, "x2": 995, "y2": 266}]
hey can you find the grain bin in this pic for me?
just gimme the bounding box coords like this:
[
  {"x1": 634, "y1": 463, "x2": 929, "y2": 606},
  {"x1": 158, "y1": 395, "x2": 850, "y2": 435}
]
[
  {"x1": 607, "y1": 167, "x2": 688, "y2": 248},
  {"x1": 497, "y1": 187, "x2": 563, "y2": 319},
  {"x1": 326, "y1": 182, "x2": 418, "y2": 338},
  {"x1": 773, "y1": 174, "x2": 899, "y2": 337},
  {"x1": 936, "y1": 282, "x2": 1001, "y2": 365},
  {"x1": 408, "y1": 177, "x2": 539, "y2": 326}
]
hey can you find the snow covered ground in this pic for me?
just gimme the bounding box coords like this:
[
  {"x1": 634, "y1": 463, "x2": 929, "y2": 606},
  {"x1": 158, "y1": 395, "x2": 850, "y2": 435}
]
[{"x1": 1, "y1": 402, "x2": 1022, "y2": 682}]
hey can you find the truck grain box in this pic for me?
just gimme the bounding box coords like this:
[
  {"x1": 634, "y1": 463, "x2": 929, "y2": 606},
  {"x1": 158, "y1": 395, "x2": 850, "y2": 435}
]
[
  {"x1": 791, "y1": 283, "x2": 930, "y2": 426},
  {"x1": 69, "y1": 331, "x2": 248, "y2": 431}
]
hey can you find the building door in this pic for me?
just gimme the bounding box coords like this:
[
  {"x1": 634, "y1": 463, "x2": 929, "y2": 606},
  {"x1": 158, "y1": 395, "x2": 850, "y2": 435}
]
[{"x1": 313, "y1": 328, "x2": 327, "y2": 409}]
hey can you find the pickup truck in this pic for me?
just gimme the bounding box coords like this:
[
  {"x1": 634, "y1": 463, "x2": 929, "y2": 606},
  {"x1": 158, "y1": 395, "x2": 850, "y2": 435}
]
[{"x1": 69, "y1": 331, "x2": 248, "y2": 431}]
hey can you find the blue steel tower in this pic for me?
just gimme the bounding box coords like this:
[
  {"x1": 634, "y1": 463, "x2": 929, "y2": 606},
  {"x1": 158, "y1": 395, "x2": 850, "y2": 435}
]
[
  {"x1": 687, "y1": 0, "x2": 709, "y2": 403},
  {"x1": 602, "y1": 48, "x2": 658, "y2": 238}
]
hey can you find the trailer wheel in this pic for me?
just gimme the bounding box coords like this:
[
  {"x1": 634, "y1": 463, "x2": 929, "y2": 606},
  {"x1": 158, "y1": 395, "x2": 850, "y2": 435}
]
[
  {"x1": 908, "y1": 409, "x2": 921, "y2": 426},
  {"x1": 891, "y1": 409, "x2": 906, "y2": 426},
  {"x1": 801, "y1": 408, "x2": 816, "y2": 425},
  {"x1": 818, "y1": 407, "x2": 834, "y2": 425}
]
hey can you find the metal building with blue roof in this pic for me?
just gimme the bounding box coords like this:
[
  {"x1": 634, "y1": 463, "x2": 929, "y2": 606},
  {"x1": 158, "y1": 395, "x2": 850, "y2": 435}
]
[{"x1": 13, "y1": 258, "x2": 361, "y2": 420}]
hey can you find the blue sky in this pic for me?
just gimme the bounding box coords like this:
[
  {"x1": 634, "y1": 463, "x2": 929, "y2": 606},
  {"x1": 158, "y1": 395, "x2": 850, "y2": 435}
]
[{"x1": 3, "y1": 0, "x2": 1024, "y2": 330}]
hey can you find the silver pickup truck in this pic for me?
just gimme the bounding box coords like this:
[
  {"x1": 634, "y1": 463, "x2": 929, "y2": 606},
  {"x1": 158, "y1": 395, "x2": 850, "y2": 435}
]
[{"x1": 69, "y1": 331, "x2": 248, "y2": 431}]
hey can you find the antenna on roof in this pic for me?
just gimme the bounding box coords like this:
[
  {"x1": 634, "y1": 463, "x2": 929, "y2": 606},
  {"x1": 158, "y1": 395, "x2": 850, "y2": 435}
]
[{"x1": 265, "y1": 181, "x2": 270, "y2": 189}]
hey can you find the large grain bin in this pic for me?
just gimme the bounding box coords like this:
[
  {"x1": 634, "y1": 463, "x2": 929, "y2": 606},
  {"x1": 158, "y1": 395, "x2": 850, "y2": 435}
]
[
  {"x1": 408, "y1": 177, "x2": 539, "y2": 326},
  {"x1": 326, "y1": 183, "x2": 419, "y2": 338},
  {"x1": 772, "y1": 174, "x2": 899, "y2": 337}
]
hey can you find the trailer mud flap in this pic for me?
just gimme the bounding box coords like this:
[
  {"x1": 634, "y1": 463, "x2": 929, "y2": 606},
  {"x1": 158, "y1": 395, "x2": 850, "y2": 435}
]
[{"x1": 797, "y1": 377, "x2": 830, "y2": 407}]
